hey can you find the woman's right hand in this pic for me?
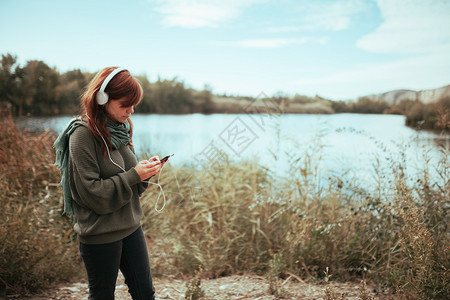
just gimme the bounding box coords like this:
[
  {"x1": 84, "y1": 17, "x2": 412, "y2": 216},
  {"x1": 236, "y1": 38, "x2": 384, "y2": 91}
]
[{"x1": 135, "y1": 156, "x2": 162, "y2": 181}]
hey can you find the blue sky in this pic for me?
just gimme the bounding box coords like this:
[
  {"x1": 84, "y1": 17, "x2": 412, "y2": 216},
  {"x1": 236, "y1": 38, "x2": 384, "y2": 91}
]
[{"x1": 1, "y1": 0, "x2": 449, "y2": 100}]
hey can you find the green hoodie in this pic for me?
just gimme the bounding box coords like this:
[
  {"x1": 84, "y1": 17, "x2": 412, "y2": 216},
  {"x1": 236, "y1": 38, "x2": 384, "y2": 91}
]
[{"x1": 68, "y1": 126, "x2": 148, "y2": 244}]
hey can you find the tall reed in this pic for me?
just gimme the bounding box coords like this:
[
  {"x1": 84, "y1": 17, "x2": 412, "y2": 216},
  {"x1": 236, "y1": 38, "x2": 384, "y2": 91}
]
[
  {"x1": 2, "y1": 107, "x2": 448, "y2": 299},
  {"x1": 0, "y1": 109, "x2": 81, "y2": 295},
  {"x1": 140, "y1": 129, "x2": 449, "y2": 299}
]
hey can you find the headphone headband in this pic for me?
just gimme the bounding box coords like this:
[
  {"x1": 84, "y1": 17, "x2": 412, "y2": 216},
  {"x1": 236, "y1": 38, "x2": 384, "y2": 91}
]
[{"x1": 96, "y1": 67, "x2": 127, "y2": 105}]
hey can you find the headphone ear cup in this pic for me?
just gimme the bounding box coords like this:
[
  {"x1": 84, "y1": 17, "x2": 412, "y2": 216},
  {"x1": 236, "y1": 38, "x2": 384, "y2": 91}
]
[
  {"x1": 96, "y1": 91, "x2": 109, "y2": 105},
  {"x1": 96, "y1": 67, "x2": 126, "y2": 105}
]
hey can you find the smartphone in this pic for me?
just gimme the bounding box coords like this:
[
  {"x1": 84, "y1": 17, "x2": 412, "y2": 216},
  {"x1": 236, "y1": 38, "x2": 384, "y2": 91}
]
[{"x1": 160, "y1": 154, "x2": 174, "y2": 164}]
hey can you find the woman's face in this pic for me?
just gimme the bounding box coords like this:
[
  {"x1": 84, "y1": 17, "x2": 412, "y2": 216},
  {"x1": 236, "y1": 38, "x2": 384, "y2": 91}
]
[{"x1": 104, "y1": 98, "x2": 134, "y2": 123}]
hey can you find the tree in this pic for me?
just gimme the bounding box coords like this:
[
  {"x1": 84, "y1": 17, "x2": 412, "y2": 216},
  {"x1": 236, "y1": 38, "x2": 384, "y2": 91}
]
[
  {"x1": 135, "y1": 75, "x2": 153, "y2": 113},
  {"x1": 354, "y1": 97, "x2": 389, "y2": 114},
  {"x1": 192, "y1": 89, "x2": 214, "y2": 114},
  {"x1": 19, "y1": 60, "x2": 60, "y2": 115},
  {"x1": 56, "y1": 69, "x2": 87, "y2": 114},
  {"x1": 0, "y1": 53, "x2": 20, "y2": 114},
  {"x1": 148, "y1": 78, "x2": 194, "y2": 114}
]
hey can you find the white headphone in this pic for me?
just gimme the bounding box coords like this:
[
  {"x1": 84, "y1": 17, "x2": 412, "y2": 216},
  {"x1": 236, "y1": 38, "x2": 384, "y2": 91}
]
[{"x1": 96, "y1": 67, "x2": 127, "y2": 105}]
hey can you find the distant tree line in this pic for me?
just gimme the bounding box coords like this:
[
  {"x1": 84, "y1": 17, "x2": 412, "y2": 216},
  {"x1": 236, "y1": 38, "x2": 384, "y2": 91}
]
[
  {"x1": 0, "y1": 53, "x2": 214, "y2": 116},
  {"x1": 331, "y1": 96, "x2": 450, "y2": 132},
  {"x1": 1, "y1": 53, "x2": 448, "y2": 132},
  {"x1": 268, "y1": 92, "x2": 449, "y2": 132}
]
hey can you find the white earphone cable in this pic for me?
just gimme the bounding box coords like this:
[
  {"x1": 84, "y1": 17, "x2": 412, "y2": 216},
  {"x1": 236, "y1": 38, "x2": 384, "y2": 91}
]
[{"x1": 86, "y1": 115, "x2": 167, "y2": 212}]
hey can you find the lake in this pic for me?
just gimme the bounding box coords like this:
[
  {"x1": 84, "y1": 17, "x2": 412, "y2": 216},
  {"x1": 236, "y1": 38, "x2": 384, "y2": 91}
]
[{"x1": 18, "y1": 113, "x2": 449, "y2": 187}]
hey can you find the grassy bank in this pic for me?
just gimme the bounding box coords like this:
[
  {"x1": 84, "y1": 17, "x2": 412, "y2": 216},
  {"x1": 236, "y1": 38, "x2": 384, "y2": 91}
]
[{"x1": 1, "y1": 109, "x2": 449, "y2": 299}]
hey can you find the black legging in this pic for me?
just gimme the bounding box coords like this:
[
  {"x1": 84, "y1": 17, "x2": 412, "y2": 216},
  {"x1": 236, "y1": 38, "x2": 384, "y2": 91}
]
[{"x1": 79, "y1": 227, "x2": 155, "y2": 300}]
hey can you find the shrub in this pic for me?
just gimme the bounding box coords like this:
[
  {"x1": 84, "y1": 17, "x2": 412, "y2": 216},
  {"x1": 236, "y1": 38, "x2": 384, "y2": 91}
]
[
  {"x1": 0, "y1": 109, "x2": 82, "y2": 295},
  {"x1": 405, "y1": 96, "x2": 450, "y2": 132}
]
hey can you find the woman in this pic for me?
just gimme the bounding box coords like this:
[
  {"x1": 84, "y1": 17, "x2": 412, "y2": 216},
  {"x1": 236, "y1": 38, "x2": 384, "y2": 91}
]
[{"x1": 54, "y1": 67, "x2": 161, "y2": 299}]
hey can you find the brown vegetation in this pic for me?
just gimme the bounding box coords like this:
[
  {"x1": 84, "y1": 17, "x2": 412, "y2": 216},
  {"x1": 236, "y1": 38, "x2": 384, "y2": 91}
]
[
  {"x1": 0, "y1": 108, "x2": 82, "y2": 295},
  {"x1": 1, "y1": 107, "x2": 449, "y2": 298},
  {"x1": 139, "y1": 129, "x2": 449, "y2": 299},
  {"x1": 404, "y1": 96, "x2": 450, "y2": 132}
]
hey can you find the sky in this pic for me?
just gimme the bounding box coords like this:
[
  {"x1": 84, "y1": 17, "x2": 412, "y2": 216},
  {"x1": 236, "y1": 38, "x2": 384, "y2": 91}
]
[{"x1": 1, "y1": 0, "x2": 449, "y2": 100}]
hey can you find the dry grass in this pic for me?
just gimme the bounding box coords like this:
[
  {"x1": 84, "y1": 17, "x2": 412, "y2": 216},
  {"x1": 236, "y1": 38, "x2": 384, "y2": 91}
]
[
  {"x1": 1, "y1": 108, "x2": 448, "y2": 299},
  {"x1": 0, "y1": 109, "x2": 81, "y2": 295},
  {"x1": 140, "y1": 128, "x2": 449, "y2": 299}
]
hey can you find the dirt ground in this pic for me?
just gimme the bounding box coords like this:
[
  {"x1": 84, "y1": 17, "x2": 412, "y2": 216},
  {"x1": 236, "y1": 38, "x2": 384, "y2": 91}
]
[{"x1": 16, "y1": 272, "x2": 395, "y2": 300}]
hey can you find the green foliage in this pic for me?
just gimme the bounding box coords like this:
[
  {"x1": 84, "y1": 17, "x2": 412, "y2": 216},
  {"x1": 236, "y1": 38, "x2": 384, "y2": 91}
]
[
  {"x1": 0, "y1": 53, "x2": 83, "y2": 116},
  {"x1": 57, "y1": 69, "x2": 88, "y2": 115},
  {"x1": 0, "y1": 53, "x2": 214, "y2": 116},
  {"x1": 21, "y1": 60, "x2": 61, "y2": 115},
  {"x1": 0, "y1": 54, "x2": 21, "y2": 107},
  {"x1": 137, "y1": 77, "x2": 214, "y2": 114}
]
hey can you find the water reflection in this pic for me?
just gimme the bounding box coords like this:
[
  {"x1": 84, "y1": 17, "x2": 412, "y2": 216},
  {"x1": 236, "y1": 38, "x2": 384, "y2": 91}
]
[{"x1": 16, "y1": 113, "x2": 449, "y2": 189}]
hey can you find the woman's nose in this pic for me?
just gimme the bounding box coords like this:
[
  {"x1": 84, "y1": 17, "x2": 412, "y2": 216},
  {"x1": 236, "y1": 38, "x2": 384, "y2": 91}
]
[{"x1": 127, "y1": 106, "x2": 134, "y2": 114}]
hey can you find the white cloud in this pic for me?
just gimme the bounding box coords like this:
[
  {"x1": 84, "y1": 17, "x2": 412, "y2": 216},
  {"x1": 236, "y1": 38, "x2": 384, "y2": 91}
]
[
  {"x1": 216, "y1": 37, "x2": 328, "y2": 48},
  {"x1": 291, "y1": 0, "x2": 450, "y2": 99},
  {"x1": 357, "y1": 0, "x2": 450, "y2": 54},
  {"x1": 293, "y1": 51, "x2": 450, "y2": 99},
  {"x1": 268, "y1": 0, "x2": 369, "y2": 32},
  {"x1": 149, "y1": 0, "x2": 264, "y2": 28}
]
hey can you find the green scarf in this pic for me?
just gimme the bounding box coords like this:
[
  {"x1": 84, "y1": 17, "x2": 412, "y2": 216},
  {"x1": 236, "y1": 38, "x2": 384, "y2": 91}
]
[
  {"x1": 53, "y1": 117, "x2": 131, "y2": 218},
  {"x1": 106, "y1": 118, "x2": 131, "y2": 150}
]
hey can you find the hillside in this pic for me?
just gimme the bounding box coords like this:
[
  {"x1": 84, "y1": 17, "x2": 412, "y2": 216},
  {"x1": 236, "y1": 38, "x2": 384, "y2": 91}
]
[
  {"x1": 211, "y1": 94, "x2": 335, "y2": 114},
  {"x1": 363, "y1": 84, "x2": 450, "y2": 105}
]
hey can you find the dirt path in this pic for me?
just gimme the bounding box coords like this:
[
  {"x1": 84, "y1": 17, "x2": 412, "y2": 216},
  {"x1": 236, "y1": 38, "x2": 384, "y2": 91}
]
[{"x1": 23, "y1": 273, "x2": 391, "y2": 300}]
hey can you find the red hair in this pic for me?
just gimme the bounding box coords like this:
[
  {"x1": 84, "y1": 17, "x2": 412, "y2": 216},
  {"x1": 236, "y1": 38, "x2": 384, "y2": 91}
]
[{"x1": 80, "y1": 67, "x2": 143, "y2": 156}]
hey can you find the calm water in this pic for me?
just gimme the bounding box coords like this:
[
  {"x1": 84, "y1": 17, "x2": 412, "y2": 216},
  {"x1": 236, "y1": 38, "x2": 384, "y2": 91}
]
[{"x1": 19, "y1": 113, "x2": 449, "y2": 186}]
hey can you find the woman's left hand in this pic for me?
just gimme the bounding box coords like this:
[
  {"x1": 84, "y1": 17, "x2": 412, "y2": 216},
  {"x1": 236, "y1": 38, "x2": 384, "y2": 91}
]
[{"x1": 135, "y1": 156, "x2": 162, "y2": 180}]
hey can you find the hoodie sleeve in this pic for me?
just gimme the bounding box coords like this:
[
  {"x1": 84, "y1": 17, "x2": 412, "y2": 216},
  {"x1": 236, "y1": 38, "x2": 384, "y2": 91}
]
[
  {"x1": 128, "y1": 146, "x2": 149, "y2": 195},
  {"x1": 69, "y1": 126, "x2": 142, "y2": 215}
]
